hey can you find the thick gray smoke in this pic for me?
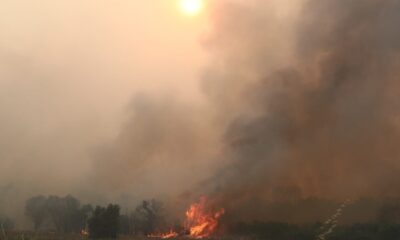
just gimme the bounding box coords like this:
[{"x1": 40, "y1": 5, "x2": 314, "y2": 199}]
[
  {"x1": 95, "y1": 0, "x2": 400, "y2": 206},
  {"x1": 93, "y1": 0, "x2": 400, "y2": 223},
  {"x1": 2, "y1": 0, "x2": 400, "y2": 228},
  {"x1": 199, "y1": 0, "x2": 400, "y2": 221},
  {"x1": 92, "y1": 94, "x2": 222, "y2": 200}
]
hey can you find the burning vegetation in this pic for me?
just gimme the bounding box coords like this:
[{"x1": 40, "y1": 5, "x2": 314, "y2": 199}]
[
  {"x1": 148, "y1": 197, "x2": 225, "y2": 239},
  {"x1": 147, "y1": 230, "x2": 179, "y2": 239},
  {"x1": 0, "y1": 194, "x2": 398, "y2": 240},
  {"x1": 2, "y1": 0, "x2": 400, "y2": 239},
  {"x1": 184, "y1": 197, "x2": 225, "y2": 238}
]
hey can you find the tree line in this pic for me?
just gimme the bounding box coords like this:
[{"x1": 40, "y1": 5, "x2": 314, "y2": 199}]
[
  {"x1": 25, "y1": 195, "x2": 93, "y2": 232},
  {"x1": 24, "y1": 195, "x2": 168, "y2": 239},
  {"x1": 5, "y1": 195, "x2": 400, "y2": 239}
]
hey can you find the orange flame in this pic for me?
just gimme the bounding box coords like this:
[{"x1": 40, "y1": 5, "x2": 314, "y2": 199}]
[
  {"x1": 148, "y1": 230, "x2": 179, "y2": 239},
  {"x1": 147, "y1": 197, "x2": 225, "y2": 239},
  {"x1": 185, "y1": 197, "x2": 225, "y2": 239}
]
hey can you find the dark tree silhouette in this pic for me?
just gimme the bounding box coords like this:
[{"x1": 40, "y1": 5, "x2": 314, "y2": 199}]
[
  {"x1": 0, "y1": 216, "x2": 14, "y2": 232},
  {"x1": 378, "y1": 201, "x2": 400, "y2": 224},
  {"x1": 25, "y1": 195, "x2": 47, "y2": 230},
  {"x1": 88, "y1": 204, "x2": 120, "y2": 239},
  {"x1": 46, "y1": 195, "x2": 86, "y2": 232},
  {"x1": 131, "y1": 199, "x2": 166, "y2": 235},
  {"x1": 25, "y1": 195, "x2": 93, "y2": 233},
  {"x1": 119, "y1": 214, "x2": 131, "y2": 235}
]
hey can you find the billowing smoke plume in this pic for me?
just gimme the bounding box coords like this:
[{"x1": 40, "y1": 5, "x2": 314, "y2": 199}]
[
  {"x1": 93, "y1": 94, "x2": 222, "y2": 200},
  {"x1": 95, "y1": 0, "x2": 400, "y2": 201},
  {"x1": 94, "y1": 0, "x2": 400, "y2": 222},
  {"x1": 2, "y1": 0, "x2": 400, "y2": 227},
  {"x1": 201, "y1": 0, "x2": 400, "y2": 221}
]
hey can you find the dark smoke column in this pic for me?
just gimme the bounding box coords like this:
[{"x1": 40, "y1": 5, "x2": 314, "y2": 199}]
[{"x1": 200, "y1": 0, "x2": 400, "y2": 222}]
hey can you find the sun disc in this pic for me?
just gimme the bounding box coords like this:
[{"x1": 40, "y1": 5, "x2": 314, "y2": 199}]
[{"x1": 180, "y1": 0, "x2": 203, "y2": 16}]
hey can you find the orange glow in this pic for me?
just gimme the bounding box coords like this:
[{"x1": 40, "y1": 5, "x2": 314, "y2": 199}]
[
  {"x1": 147, "y1": 197, "x2": 225, "y2": 239},
  {"x1": 80, "y1": 229, "x2": 89, "y2": 236},
  {"x1": 148, "y1": 230, "x2": 179, "y2": 239},
  {"x1": 185, "y1": 197, "x2": 225, "y2": 239}
]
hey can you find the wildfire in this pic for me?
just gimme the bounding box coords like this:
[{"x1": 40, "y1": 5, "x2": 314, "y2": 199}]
[
  {"x1": 185, "y1": 197, "x2": 225, "y2": 239},
  {"x1": 148, "y1": 230, "x2": 179, "y2": 239},
  {"x1": 147, "y1": 197, "x2": 225, "y2": 239}
]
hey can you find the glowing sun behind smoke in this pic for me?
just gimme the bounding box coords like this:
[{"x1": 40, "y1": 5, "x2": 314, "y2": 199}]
[{"x1": 179, "y1": 0, "x2": 204, "y2": 16}]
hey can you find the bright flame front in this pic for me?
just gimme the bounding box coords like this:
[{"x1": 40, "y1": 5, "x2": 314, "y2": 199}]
[
  {"x1": 185, "y1": 197, "x2": 225, "y2": 238},
  {"x1": 148, "y1": 230, "x2": 179, "y2": 239},
  {"x1": 147, "y1": 197, "x2": 225, "y2": 239}
]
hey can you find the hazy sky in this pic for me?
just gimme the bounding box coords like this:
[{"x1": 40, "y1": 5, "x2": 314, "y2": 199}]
[
  {"x1": 0, "y1": 0, "x2": 208, "y2": 183},
  {"x1": 0, "y1": 1, "x2": 217, "y2": 223},
  {"x1": 4, "y1": 0, "x2": 400, "y2": 229},
  {"x1": 7, "y1": 0, "x2": 393, "y2": 227},
  {"x1": 2, "y1": 0, "x2": 400, "y2": 232}
]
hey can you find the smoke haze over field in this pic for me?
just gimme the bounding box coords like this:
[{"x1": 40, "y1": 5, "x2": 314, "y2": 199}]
[{"x1": 1, "y1": 0, "x2": 400, "y2": 227}]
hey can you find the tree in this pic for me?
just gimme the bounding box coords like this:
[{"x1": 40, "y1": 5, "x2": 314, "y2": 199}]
[
  {"x1": 25, "y1": 195, "x2": 47, "y2": 230},
  {"x1": 25, "y1": 195, "x2": 93, "y2": 233},
  {"x1": 0, "y1": 216, "x2": 14, "y2": 231},
  {"x1": 131, "y1": 199, "x2": 166, "y2": 235},
  {"x1": 46, "y1": 195, "x2": 91, "y2": 233},
  {"x1": 119, "y1": 214, "x2": 131, "y2": 235},
  {"x1": 78, "y1": 204, "x2": 94, "y2": 231},
  {"x1": 88, "y1": 204, "x2": 120, "y2": 239},
  {"x1": 378, "y1": 201, "x2": 400, "y2": 224}
]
